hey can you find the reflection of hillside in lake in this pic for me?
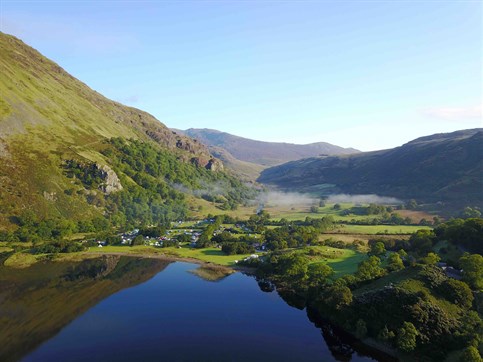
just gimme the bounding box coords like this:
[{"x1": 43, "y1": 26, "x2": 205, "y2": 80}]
[
  {"x1": 0, "y1": 255, "x2": 170, "y2": 362},
  {"x1": 1, "y1": 258, "x2": 394, "y2": 361}
]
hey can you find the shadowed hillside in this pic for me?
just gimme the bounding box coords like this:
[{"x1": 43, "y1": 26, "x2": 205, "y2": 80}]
[{"x1": 259, "y1": 129, "x2": 483, "y2": 209}]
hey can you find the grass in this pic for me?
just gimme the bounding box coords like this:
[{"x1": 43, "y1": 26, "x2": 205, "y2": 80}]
[
  {"x1": 398, "y1": 279, "x2": 461, "y2": 317},
  {"x1": 87, "y1": 244, "x2": 254, "y2": 266},
  {"x1": 353, "y1": 267, "x2": 420, "y2": 296},
  {"x1": 301, "y1": 246, "x2": 367, "y2": 276},
  {"x1": 352, "y1": 266, "x2": 462, "y2": 318},
  {"x1": 332, "y1": 224, "x2": 431, "y2": 234},
  {"x1": 323, "y1": 249, "x2": 367, "y2": 276},
  {"x1": 320, "y1": 233, "x2": 410, "y2": 245},
  {"x1": 395, "y1": 209, "x2": 436, "y2": 223},
  {"x1": 187, "y1": 196, "x2": 258, "y2": 220},
  {"x1": 262, "y1": 202, "x2": 430, "y2": 224},
  {"x1": 3, "y1": 252, "x2": 38, "y2": 268},
  {"x1": 165, "y1": 246, "x2": 254, "y2": 266}
]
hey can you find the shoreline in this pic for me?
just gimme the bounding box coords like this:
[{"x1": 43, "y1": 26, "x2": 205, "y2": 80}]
[
  {"x1": 1, "y1": 247, "x2": 258, "y2": 274},
  {"x1": 85, "y1": 250, "x2": 257, "y2": 274}
]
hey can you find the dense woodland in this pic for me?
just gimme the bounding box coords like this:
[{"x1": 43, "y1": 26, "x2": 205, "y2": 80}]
[
  {"x1": 241, "y1": 217, "x2": 483, "y2": 361},
  {"x1": 1, "y1": 138, "x2": 256, "y2": 243}
]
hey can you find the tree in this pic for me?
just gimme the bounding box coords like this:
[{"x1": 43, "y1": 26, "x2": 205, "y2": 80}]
[
  {"x1": 333, "y1": 203, "x2": 341, "y2": 210},
  {"x1": 409, "y1": 229, "x2": 435, "y2": 255},
  {"x1": 355, "y1": 319, "x2": 368, "y2": 339},
  {"x1": 131, "y1": 235, "x2": 144, "y2": 246},
  {"x1": 398, "y1": 248, "x2": 408, "y2": 258},
  {"x1": 378, "y1": 325, "x2": 395, "y2": 342},
  {"x1": 459, "y1": 253, "x2": 483, "y2": 290},
  {"x1": 176, "y1": 233, "x2": 191, "y2": 243},
  {"x1": 283, "y1": 254, "x2": 308, "y2": 282},
  {"x1": 387, "y1": 253, "x2": 404, "y2": 272},
  {"x1": 406, "y1": 199, "x2": 418, "y2": 210},
  {"x1": 356, "y1": 256, "x2": 385, "y2": 281},
  {"x1": 324, "y1": 284, "x2": 353, "y2": 310},
  {"x1": 396, "y1": 322, "x2": 418, "y2": 352},
  {"x1": 420, "y1": 252, "x2": 440, "y2": 265},
  {"x1": 461, "y1": 207, "x2": 481, "y2": 219},
  {"x1": 308, "y1": 263, "x2": 334, "y2": 287},
  {"x1": 459, "y1": 346, "x2": 482, "y2": 362},
  {"x1": 310, "y1": 205, "x2": 319, "y2": 213},
  {"x1": 370, "y1": 242, "x2": 386, "y2": 256},
  {"x1": 439, "y1": 279, "x2": 474, "y2": 309}
]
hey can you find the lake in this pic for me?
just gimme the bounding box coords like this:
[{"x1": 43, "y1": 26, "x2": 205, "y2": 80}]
[{"x1": 1, "y1": 257, "x2": 388, "y2": 361}]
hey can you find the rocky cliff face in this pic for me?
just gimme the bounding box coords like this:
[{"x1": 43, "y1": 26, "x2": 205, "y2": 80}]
[
  {"x1": 205, "y1": 158, "x2": 224, "y2": 172},
  {"x1": 98, "y1": 164, "x2": 123, "y2": 194}
]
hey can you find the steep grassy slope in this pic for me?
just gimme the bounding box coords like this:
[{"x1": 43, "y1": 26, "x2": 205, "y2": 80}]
[
  {"x1": 0, "y1": 33, "x2": 242, "y2": 229},
  {"x1": 177, "y1": 128, "x2": 359, "y2": 168},
  {"x1": 259, "y1": 129, "x2": 483, "y2": 208}
]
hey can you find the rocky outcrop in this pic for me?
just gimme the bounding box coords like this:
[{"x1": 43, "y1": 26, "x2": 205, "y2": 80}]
[
  {"x1": 190, "y1": 157, "x2": 223, "y2": 172},
  {"x1": 43, "y1": 191, "x2": 57, "y2": 201},
  {"x1": 98, "y1": 164, "x2": 123, "y2": 194},
  {"x1": 205, "y1": 158, "x2": 224, "y2": 172}
]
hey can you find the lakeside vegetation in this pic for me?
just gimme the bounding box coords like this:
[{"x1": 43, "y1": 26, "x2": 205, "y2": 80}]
[{"x1": 1, "y1": 198, "x2": 482, "y2": 361}]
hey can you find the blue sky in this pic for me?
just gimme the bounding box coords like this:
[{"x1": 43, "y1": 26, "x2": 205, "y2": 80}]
[{"x1": 1, "y1": 1, "x2": 481, "y2": 151}]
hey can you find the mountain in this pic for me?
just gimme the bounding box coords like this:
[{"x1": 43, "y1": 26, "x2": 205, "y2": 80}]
[
  {"x1": 175, "y1": 128, "x2": 359, "y2": 179},
  {"x1": 0, "y1": 33, "x2": 251, "y2": 230},
  {"x1": 258, "y1": 129, "x2": 483, "y2": 209}
]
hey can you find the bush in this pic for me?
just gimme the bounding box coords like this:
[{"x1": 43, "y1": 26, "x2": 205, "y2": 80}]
[
  {"x1": 438, "y1": 279, "x2": 474, "y2": 309},
  {"x1": 396, "y1": 322, "x2": 418, "y2": 352},
  {"x1": 131, "y1": 235, "x2": 144, "y2": 246}
]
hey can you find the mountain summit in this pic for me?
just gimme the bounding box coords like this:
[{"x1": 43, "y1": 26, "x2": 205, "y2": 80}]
[{"x1": 174, "y1": 128, "x2": 358, "y2": 179}]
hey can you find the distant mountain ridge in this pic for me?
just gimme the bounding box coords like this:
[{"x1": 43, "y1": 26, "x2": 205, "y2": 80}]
[
  {"x1": 173, "y1": 128, "x2": 359, "y2": 179},
  {"x1": 178, "y1": 128, "x2": 359, "y2": 165},
  {"x1": 258, "y1": 129, "x2": 483, "y2": 209}
]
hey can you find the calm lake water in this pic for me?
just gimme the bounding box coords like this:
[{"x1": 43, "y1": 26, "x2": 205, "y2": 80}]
[{"x1": 19, "y1": 261, "x2": 381, "y2": 362}]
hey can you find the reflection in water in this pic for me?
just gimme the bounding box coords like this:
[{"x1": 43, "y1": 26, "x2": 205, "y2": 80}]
[
  {"x1": 188, "y1": 264, "x2": 234, "y2": 282},
  {"x1": 1, "y1": 257, "x2": 395, "y2": 362},
  {"x1": 0, "y1": 255, "x2": 170, "y2": 362},
  {"x1": 255, "y1": 275, "x2": 396, "y2": 362}
]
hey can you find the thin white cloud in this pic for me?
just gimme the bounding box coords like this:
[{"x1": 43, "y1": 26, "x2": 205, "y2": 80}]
[{"x1": 422, "y1": 104, "x2": 482, "y2": 121}]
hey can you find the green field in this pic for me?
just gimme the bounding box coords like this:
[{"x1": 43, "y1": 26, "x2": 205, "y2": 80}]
[
  {"x1": 187, "y1": 196, "x2": 258, "y2": 220},
  {"x1": 265, "y1": 203, "x2": 400, "y2": 223},
  {"x1": 332, "y1": 224, "x2": 431, "y2": 234},
  {"x1": 302, "y1": 246, "x2": 367, "y2": 276},
  {"x1": 88, "y1": 244, "x2": 255, "y2": 266}
]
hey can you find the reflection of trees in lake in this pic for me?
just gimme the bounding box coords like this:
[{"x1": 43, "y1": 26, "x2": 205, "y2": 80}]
[
  {"x1": 0, "y1": 256, "x2": 170, "y2": 362},
  {"x1": 253, "y1": 278, "x2": 397, "y2": 362}
]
